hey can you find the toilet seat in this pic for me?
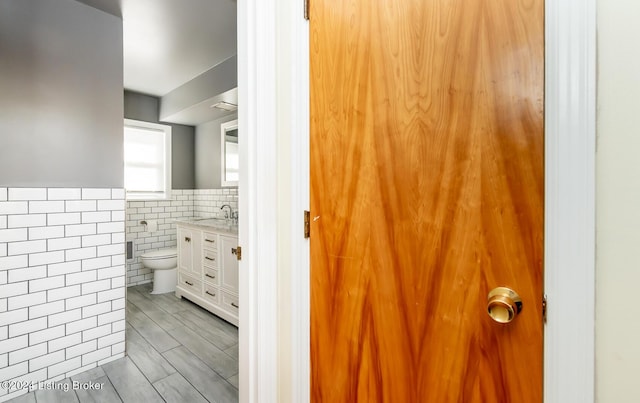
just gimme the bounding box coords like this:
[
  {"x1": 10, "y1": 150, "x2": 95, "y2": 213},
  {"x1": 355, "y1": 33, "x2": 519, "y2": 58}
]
[{"x1": 141, "y1": 248, "x2": 177, "y2": 260}]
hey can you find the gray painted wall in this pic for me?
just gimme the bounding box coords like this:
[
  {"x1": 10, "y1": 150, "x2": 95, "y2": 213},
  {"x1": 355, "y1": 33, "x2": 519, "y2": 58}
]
[
  {"x1": 0, "y1": 0, "x2": 123, "y2": 188},
  {"x1": 124, "y1": 91, "x2": 195, "y2": 189},
  {"x1": 195, "y1": 113, "x2": 238, "y2": 189},
  {"x1": 171, "y1": 124, "x2": 195, "y2": 189},
  {"x1": 123, "y1": 91, "x2": 158, "y2": 123}
]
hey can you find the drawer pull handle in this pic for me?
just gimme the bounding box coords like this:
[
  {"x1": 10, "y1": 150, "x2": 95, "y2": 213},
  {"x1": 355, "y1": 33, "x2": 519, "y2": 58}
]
[
  {"x1": 185, "y1": 237, "x2": 191, "y2": 242},
  {"x1": 206, "y1": 291, "x2": 216, "y2": 297},
  {"x1": 205, "y1": 239, "x2": 215, "y2": 243},
  {"x1": 205, "y1": 274, "x2": 216, "y2": 279},
  {"x1": 205, "y1": 257, "x2": 216, "y2": 261},
  {"x1": 185, "y1": 281, "x2": 193, "y2": 286},
  {"x1": 231, "y1": 302, "x2": 239, "y2": 308}
]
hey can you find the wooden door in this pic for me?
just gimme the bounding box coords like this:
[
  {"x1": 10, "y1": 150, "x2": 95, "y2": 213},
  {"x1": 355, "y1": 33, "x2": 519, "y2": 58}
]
[{"x1": 309, "y1": 0, "x2": 544, "y2": 402}]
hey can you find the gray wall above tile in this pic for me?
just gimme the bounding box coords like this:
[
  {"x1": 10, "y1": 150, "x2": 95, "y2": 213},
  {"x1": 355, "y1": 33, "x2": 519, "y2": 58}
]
[{"x1": 0, "y1": 0, "x2": 123, "y2": 188}]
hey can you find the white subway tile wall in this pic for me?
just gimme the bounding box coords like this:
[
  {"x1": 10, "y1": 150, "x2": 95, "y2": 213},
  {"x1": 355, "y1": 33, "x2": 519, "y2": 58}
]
[
  {"x1": 125, "y1": 188, "x2": 238, "y2": 286},
  {"x1": 0, "y1": 188, "x2": 126, "y2": 402},
  {"x1": 192, "y1": 188, "x2": 239, "y2": 218}
]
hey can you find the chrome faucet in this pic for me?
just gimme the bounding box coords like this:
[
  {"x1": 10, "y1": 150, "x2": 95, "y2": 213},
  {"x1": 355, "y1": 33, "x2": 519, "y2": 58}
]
[{"x1": 220, "y1": 204, "x2": 234, "y2": 221}]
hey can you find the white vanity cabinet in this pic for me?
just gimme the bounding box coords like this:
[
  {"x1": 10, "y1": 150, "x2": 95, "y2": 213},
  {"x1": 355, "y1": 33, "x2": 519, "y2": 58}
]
[
  {"x1": 175, "y1": 222, "x2": 239, "y2": 326},
  {"x1": 219, "y1": 235, "x2": 240, "y2": 316},
  {"x1": 177, "y1": 227, "x2": 202, "y2": 293}
]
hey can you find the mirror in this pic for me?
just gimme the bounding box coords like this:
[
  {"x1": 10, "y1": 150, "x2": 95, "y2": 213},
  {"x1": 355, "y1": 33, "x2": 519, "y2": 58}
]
[{"x1": 221, "y1": 119, "x2": 239, "y2": 187}]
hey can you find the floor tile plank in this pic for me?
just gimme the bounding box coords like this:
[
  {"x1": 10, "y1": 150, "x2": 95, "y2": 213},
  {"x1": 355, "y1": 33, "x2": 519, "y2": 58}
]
[
  {"x1": 148, "y1": 293, "x2": 196, "y2": 314},
  {"x1": 73, "y1": 376, "x2": 121, "y2": 403},
  {"x1": 4, "y1": 393, "x2": 35, "y2": 403},
  {"x1": 224, "y1": 344, "x2": 239, "y2": 359},
  {"x1": 126, "y1": 302, "x2": 180, "y2": 353},
  {"x1": 152, "y1": 372, "x2": 209, "y2": 403},
  {"x1": 101, "y1": 357, "x2": 164, "y2": 403},
  {"x1": 34, "y1": 379, "x2": 79, "y2": 403},
  {"x1": 168, "y1": 325, "x2": 238, "y2": 379},
  {"x1": 179, "y1": 303, "x2": 239, "y2": 338},
  {"x1": 226, "y1": 374, "x2": 239, "y2": 390},
  {"x1": 172, "y1": 310, "x2": 238, "y2": 351},
  {"x1": 70, "y1": 367, "x2": 106, "y2": 383},
  {"x1": 163, "y1": 346, "x2": 238, "y2": 403},
  {"x1": 127, "y1": 292, "x2": 184, "y2": 332},
  {"x1": 125, "y1": 325, "x2": 177, "y2": 383}
]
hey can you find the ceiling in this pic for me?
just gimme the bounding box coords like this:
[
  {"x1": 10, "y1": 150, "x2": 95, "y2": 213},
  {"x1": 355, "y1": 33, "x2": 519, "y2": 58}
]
[{"x1": 77, "y1": 0, "x2": 237, "y2": 124}]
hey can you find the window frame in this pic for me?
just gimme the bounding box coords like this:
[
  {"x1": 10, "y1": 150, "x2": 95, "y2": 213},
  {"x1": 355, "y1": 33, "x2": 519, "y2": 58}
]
[{"x1": 124, "y1": 118, "x2": 172, "y2": 200}]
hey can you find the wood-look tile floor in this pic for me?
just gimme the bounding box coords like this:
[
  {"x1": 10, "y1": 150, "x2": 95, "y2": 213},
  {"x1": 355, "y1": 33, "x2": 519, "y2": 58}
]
[{"x1": 8, "y1": 283, "x2": 239, "y2": 403}]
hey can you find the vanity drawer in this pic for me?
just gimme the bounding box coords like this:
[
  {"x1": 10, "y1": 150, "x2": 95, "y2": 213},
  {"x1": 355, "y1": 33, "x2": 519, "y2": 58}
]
[
  {"x1": 203, "y1": 232, "x2": 218, "y2": 248},
  {"x1": 202, "y1": 249, "x2": 218, "y2": 268},
  {"x1": 221, "y1": 291, "x2": 239, "y2": 316},
  {"x1": 179, "y1": 273, "x2": 201, "y2": 293},
  {"x1": 204, "y1": 267, "x2": 219, "y2": 285},
  {"x1": 203, "y1": 284, "x2": 220, "y2": 304}
]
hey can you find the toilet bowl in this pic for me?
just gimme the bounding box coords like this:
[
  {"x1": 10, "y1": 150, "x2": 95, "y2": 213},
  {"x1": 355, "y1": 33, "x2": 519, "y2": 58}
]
[{"x1": 141, "y1": 248, "x2": 177, "y2": 294}]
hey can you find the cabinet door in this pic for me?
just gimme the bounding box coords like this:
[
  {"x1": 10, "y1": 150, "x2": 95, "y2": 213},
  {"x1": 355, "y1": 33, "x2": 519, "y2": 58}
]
[
  {"x1": 190, "y1": 230, "x2": 202, "y2": 276},
  {"x1": 177, "y1": 227, "x2": 194, "y2": 273},
  {"x1": 178, "y1": 227, "x2": 202, "y2": 276},
  {"x1": 220, "y1": 236, "x2": 239, "y2": 293}
]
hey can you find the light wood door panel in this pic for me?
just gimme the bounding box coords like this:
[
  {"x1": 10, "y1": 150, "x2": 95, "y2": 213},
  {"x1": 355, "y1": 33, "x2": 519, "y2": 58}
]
[{"x1": 310, "y1": 0, "x2": 544, "y2": 402}]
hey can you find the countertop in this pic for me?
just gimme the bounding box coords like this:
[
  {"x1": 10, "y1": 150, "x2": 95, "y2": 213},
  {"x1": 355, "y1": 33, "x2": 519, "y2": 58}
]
[{"x1": 174, "y1": 217, "x2": 239, "y2": 236}]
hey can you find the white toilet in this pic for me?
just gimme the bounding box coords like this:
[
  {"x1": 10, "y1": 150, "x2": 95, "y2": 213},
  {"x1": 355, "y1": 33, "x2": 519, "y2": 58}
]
[{"x1": 141, "y1": 248, "x2": 178, "y2": 294}]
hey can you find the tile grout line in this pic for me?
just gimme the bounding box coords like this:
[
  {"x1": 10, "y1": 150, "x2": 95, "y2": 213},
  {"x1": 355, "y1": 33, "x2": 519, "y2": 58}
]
[
  {"x1": 158, "y1": 346, "x2": 212, "y2": 403},
  {"x1": 127, "y1": 286, "x2": 238, "y2": 393},
  {"x1": 159, "y1": 317, "x2": 238, "y2": 390},
  {"x1": 125, "y1": 298, "x2": 181, "y2": 353},
  {"x1": 100, "y1": 371, "x2": 125, "y2": 403},
  {"x1": 125, "y1": 305, "x2": 211, "y2": 403},
  {"x1": 119, "y1": 349, "x2": 168, "y2": 402}
]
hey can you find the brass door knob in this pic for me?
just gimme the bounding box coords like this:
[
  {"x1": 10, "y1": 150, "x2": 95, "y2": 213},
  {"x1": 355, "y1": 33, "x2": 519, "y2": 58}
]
[{"x1": 487, "y1": 287, "x2": 522, "y2": 324}]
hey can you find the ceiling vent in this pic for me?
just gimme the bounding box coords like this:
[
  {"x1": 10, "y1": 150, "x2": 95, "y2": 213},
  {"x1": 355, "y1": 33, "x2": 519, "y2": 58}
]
[{"x1": 211, "y1": 101, "x2": 238, "y2": 112}]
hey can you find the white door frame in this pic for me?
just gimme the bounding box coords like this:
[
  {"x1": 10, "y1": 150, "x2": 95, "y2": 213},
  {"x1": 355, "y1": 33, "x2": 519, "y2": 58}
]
[{"x1": 238, "y1": 0, "x2": 596, "y2": 401}]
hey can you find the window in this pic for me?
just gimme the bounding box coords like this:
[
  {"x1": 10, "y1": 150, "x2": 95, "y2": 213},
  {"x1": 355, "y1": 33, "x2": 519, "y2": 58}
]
[{"x1": 124, "y1": 119, "x2": 172, "y2": 200}]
